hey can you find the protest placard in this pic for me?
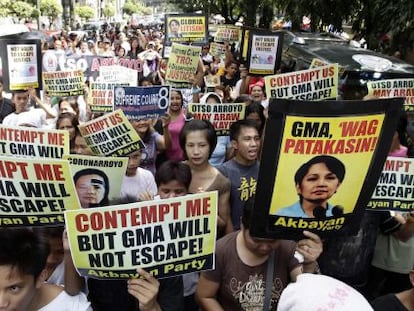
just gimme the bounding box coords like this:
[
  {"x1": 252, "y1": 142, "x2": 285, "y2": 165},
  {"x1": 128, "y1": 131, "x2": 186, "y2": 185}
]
[
  {"x1": 247, "y1": 31, "x2": 283, "y2": 75},
  {"x1": 209, "y1": 42, "x2": 226, "y2": 60},
  {"x1": 42, "y1": 69, "x2": 84, "y2": 97},
  {"x1": 89, "y1": 81, "x2": 129, "y2": 113},
  {"x1": 42, "y1": 51, "x2": 143, "y2": 82},
  {"x1": 0, "y1": 156, "x2": 80, "y2": 227},
  {"x1": 367, "y1": 78, "x2": 414, "y2": 107},
  {"x1": 265, "y1": 64, "x2": 339, "y2": 100},
  {"x1": 367, "y1": 156, "x2": 414, "y2": 212},
  {"x1": 0, "y1": 39, "x2": 42, "y2": 91},
  {"x1": 78, "y1": 109, "x2": 145, "y2": 156},
  {"x1": 309, "y1": 58, "x2": 346, "y2": 77},
  {"x1": 0, "y1": 125, "x2": 69, "y2": 158},
  {"x1": 250, "y1": 98, "x2": 404, "y2": 240},
  {"x1": 97, "y1": 65, "x2": 138, "y2": 85},
  {"x1": 63, "y1": 154, "x2": 127, "y2": 208},
  {"x1": 65, "y1": 191, "x2": 217, "y2": 279},
  {"x1": 165, "y1": 14, "x2": 208, "y2": 44},
  {"x1": 214, "y1": 25, "x2": 241, "y2": 43},
  {"x1": 165, "y1": 44, "x2": 201, "y2": 88},
  {"x1": 188, "y1": 103, "x2": 246, "y2": 136},
  {"x1": 114, "y1": 86, "x2": 170, "y2": 120}
]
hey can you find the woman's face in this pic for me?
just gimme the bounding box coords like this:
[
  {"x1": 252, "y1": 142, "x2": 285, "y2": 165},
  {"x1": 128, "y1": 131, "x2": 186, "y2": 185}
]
[
  {"x1": 170, "y1": 21, "x2": 180, "y2": 33},
  {"x1": 59, "y1": 100, "x2": 76, "y2": 115},
  {"x1": 131, "y1": 39, "x2": 139, "y2": 48},
  {"x1": 246, "y1": 112, "x2": 262, "y2": 129},
  {"x1": 296, "y1": 163, "x2": 341, "y2": 204},
  {"x1": 170, "y1": 91, "x2": 182, "y2": 112},
  {"x1": 185, "y1": 130, "x2": 210, "y2": 166},
  {"x1": 57, "y1": 117, "x2": 76, "y2": 140},
  {"x1": 75, "y1": 174, "x2": 106, "y2": 208},
  {"x1": 131, "y1": 119, "x2": 151, "y2": 137},
  {"x1": 118, "y1": 47, "x2": 125, "y2": 57},
  {"x1": 250, "y1": 86, "x2": 264, "y2": 101}
]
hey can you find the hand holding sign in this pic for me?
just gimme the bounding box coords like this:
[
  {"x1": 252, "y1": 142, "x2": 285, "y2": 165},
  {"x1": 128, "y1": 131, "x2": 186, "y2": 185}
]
[{"x1": 127, "y1": 268, "x2": 161, "y2": 311}]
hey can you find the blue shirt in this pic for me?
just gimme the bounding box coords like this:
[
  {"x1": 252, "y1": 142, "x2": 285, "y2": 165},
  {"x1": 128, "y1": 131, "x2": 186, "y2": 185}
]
[{"x1": 277, "y1": 201, "x2": 334, "y2": 218}]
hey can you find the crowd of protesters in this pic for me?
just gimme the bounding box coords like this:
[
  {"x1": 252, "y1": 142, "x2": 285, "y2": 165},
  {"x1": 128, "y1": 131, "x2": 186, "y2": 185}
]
[{"x1": 1, "y1": 14, "x2": 414, "y2": 311}]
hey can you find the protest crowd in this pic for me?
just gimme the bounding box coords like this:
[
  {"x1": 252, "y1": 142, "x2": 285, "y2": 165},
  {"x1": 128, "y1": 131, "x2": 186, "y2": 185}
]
[{"x1": 1, "y1": 11, "x2": 414, "y2": 311}]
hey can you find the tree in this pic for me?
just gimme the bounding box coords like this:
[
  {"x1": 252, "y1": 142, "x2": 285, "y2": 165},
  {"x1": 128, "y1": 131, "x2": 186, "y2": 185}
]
[
  {"x1": 75, "y1": 5, "x2": 95, "y2": 21},
  {"x1": 9, "y1": 1, "x2": 35, "y2": 19},
  {"x1": 0, "y1": 0, "x2": 11, "y2": 17},
  {"x1": 102, "y1": 2, "x2": 115, "y2": 19},
  {"x1": 40, "y1": 0, "x2": 62, "y2": 24},
  {"x1": 123, "y1": 0, "x2": 151, "y2": 16}
]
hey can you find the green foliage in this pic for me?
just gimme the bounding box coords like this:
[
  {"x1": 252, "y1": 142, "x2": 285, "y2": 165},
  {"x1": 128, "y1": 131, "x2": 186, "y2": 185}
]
[
  {"x1": 40, "y1": 0, "x2": 62, "y2": 20},
  {"x1": 75, "y1": 5, "x2": 95, "y2": 20},
  {"x1": 123, "y1": 0, "x2": 151, "y2": 16},
  {"x1": 0, "y1": 0, "x2": 11, "y2": 17},
  {"x1": 102, "y1": 3, "x2": 115, "y2": 18},
  {"x1": 9, "y1": 1, "x2": 35, "y2": 19}
]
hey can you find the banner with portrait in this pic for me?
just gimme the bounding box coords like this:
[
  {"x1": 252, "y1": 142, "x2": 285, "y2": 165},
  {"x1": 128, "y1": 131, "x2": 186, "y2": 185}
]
[
  {"x1": 367, "y1": 156, "x2": 414, "y2": 212},
  {"x1": 0, "y1": 39, "x2": 42, "y2": 91},
  {"x1": 164, "y1": 14, "x2": 208, "y2": 44},
  {"x1": 250, "y1": 98, "x2": 404, "y2": 240},
  {"x1": 65, "y1": 191, "x2": 218, "y2": 279}
]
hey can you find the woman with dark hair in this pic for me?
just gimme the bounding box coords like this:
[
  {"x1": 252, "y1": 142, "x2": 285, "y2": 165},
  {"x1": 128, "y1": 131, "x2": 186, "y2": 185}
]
[
  {"x1": 277, "y1": 155, "x2": 346, "y2": 218},
  {"x1": 74, "y1": 168, "x2": 110, "y2": 208},
  {"x1": 179, "y1": 119, "x2": 233, "y2": 235},
  {"x1": 56, "y1": 112, "x2": 79, "y2": 153},
  {"x1": 127, "y1": 36, "x2": 144, "y2": 59},
  {"x1": 245, "y1": 101, "x2": 266, "y2": 135}
]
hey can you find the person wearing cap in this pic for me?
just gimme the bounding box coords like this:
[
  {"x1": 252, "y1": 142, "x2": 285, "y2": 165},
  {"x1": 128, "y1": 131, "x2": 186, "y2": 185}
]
[
  {"x1": 278, "y1": 274, "x2": 373, "y2": 311},
  {"x1": 138, "y1": 41, "x2": 162, "y2": 78},
  {"x1": 98, "y1": 36, "x2": 114, "y2": 57}
]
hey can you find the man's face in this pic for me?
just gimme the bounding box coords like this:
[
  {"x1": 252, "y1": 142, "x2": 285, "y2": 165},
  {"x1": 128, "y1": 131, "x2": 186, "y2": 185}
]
[
  {"x1": 232, "y1": 126, "x2": 260, "y2": 164},
  {"x1": 75, "y1": 174, "x2": 106, "y2": 208},
  {"x1": 0, "y1": 265, "x2": 41, "y2": 311},
  {"x1": 12, "y1": 92, "x2": 29, "y2": 113},
  {"x1": 158, "y1": 180, "x2": 187, "y2": 199}
]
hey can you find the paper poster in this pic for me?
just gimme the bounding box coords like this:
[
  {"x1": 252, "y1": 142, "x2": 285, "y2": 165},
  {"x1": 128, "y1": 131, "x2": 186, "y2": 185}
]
[
  {"x1": 209, "y1": 42, "x2": 226, "y2": 60},
  {"x1": 247, "y1": 31, "x2": 283, "y2": 75},
  {"x1": 188, "y1": 103, "x2": 246, "y2": 136},
  {"x1": 367, "y1": 156, "x2": 414, "y2": 211},
  {"x1": 165, "y1": 14, "x2": 208, "y2": 44},
  {"x1": 63, "y1": 154, "x2": 128, "y2": 208},
  {"x1": 0, "y1": 125, "x2": 69, "y2": 158},
  {"x1": 42, "y1": 70, "x2": 84, "y2": 97},
  {"x1": 367, "y1": 78, "x2": 414, "y2": 107},
  {"x1": 214, "y1": 25, "x2": 241, "y2": 43},
  {"x1": 114, "y1": 85, "x2": 170, "y2": 120},
  {"x1": 165, "y1": 43, "x2": 201, "y2": 88},
  {"x1": 78, "y1": 109, "x2": 145, "y2": 156},
  {"x1": 88, "y1": 81, "x2": 129, "y2": 113},
  {"x1": 250, "y1": 98, "x2": 404, "y2": 240},
  {"x1": 97, "y1": 65, "x2": 138, "y2": 85},
  {"x1": 265, "y1": 64, "x2": 338, "y2": 100},
  {"x1": 65, "y1": 191, "x2": 218, "y2": 279},
  {"x1": 309, "y1": 58, "x2": 345, "y2": 77},
  {"x1": 0, "y1": 156, "x2": 81, "y2": 227},
  {"x1": 0, "y1": 39, "x2": 42, "y2": 91}
]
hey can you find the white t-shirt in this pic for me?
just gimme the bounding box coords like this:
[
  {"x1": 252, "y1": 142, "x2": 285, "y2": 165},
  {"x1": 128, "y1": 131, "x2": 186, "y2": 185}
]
[
  {"x1": 38, "y1": 290, "x2": 92, "y2": 311},
  {"x1": 120, "y1": 167, "x2": 157, "y2": 200},
  {"x1": 3, "y1": 108, "x2": 46, "y2": 128}
]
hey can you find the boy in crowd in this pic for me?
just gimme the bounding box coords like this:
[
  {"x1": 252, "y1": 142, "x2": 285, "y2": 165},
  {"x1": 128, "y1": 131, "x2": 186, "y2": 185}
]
[{"x1": 0, "y1": 227, "x2": 91, "y2": 310}]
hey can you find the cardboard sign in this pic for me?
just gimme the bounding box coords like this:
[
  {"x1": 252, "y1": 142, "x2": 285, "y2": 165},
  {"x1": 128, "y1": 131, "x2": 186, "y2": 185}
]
[
  {"x1": 0, "y1": 125, "x2": 69, "y2": 158},
  {"x1": 367, "y1": 156, "x2": 414, "y2": 211},
  {"x1": 42, "y1": 70, "x2": 84, "y2": 97},
  {"x1": 65, "y1": 191, "x2": 218, "y2": 279},
  {"x1": 250, "y1": 98, "x2": 404, "y2": 240},
  {"x1": 164, "y1": 14, "x2": 208, "y2": 44},
  {"x1": 265, "y1": 64, "x2": 338, "y2": 100},
  {"x1": 188, "y1": 103, "x2": 246, "y2": 136},
  {"x1": 309, "y1": 58, "x2": 346, "y2": 77},
  {"x1": 214, "y1": 25, "x2": 241, "y2": 43},
  {"x1": 367, "y1": 78, "x2": 414, "y2": 107},
  {"x1": 78, "y1": 109, "x2": 145, "y2": 156},
  {"x1": 0, "y1": 39, "x2": 42, "y2": 91},
  {"x1": 114, "y1": 86, "x2": 170, "y2": 120},
  {"x1": 0, "y1": 156, "x2": 80, "y2": 227},
  {"x1": 165, "y1": 43, "x2": 201, "y2": 88},
  {"x1": 246, "y1": 30, "x2": 283, "y2": 75}
]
